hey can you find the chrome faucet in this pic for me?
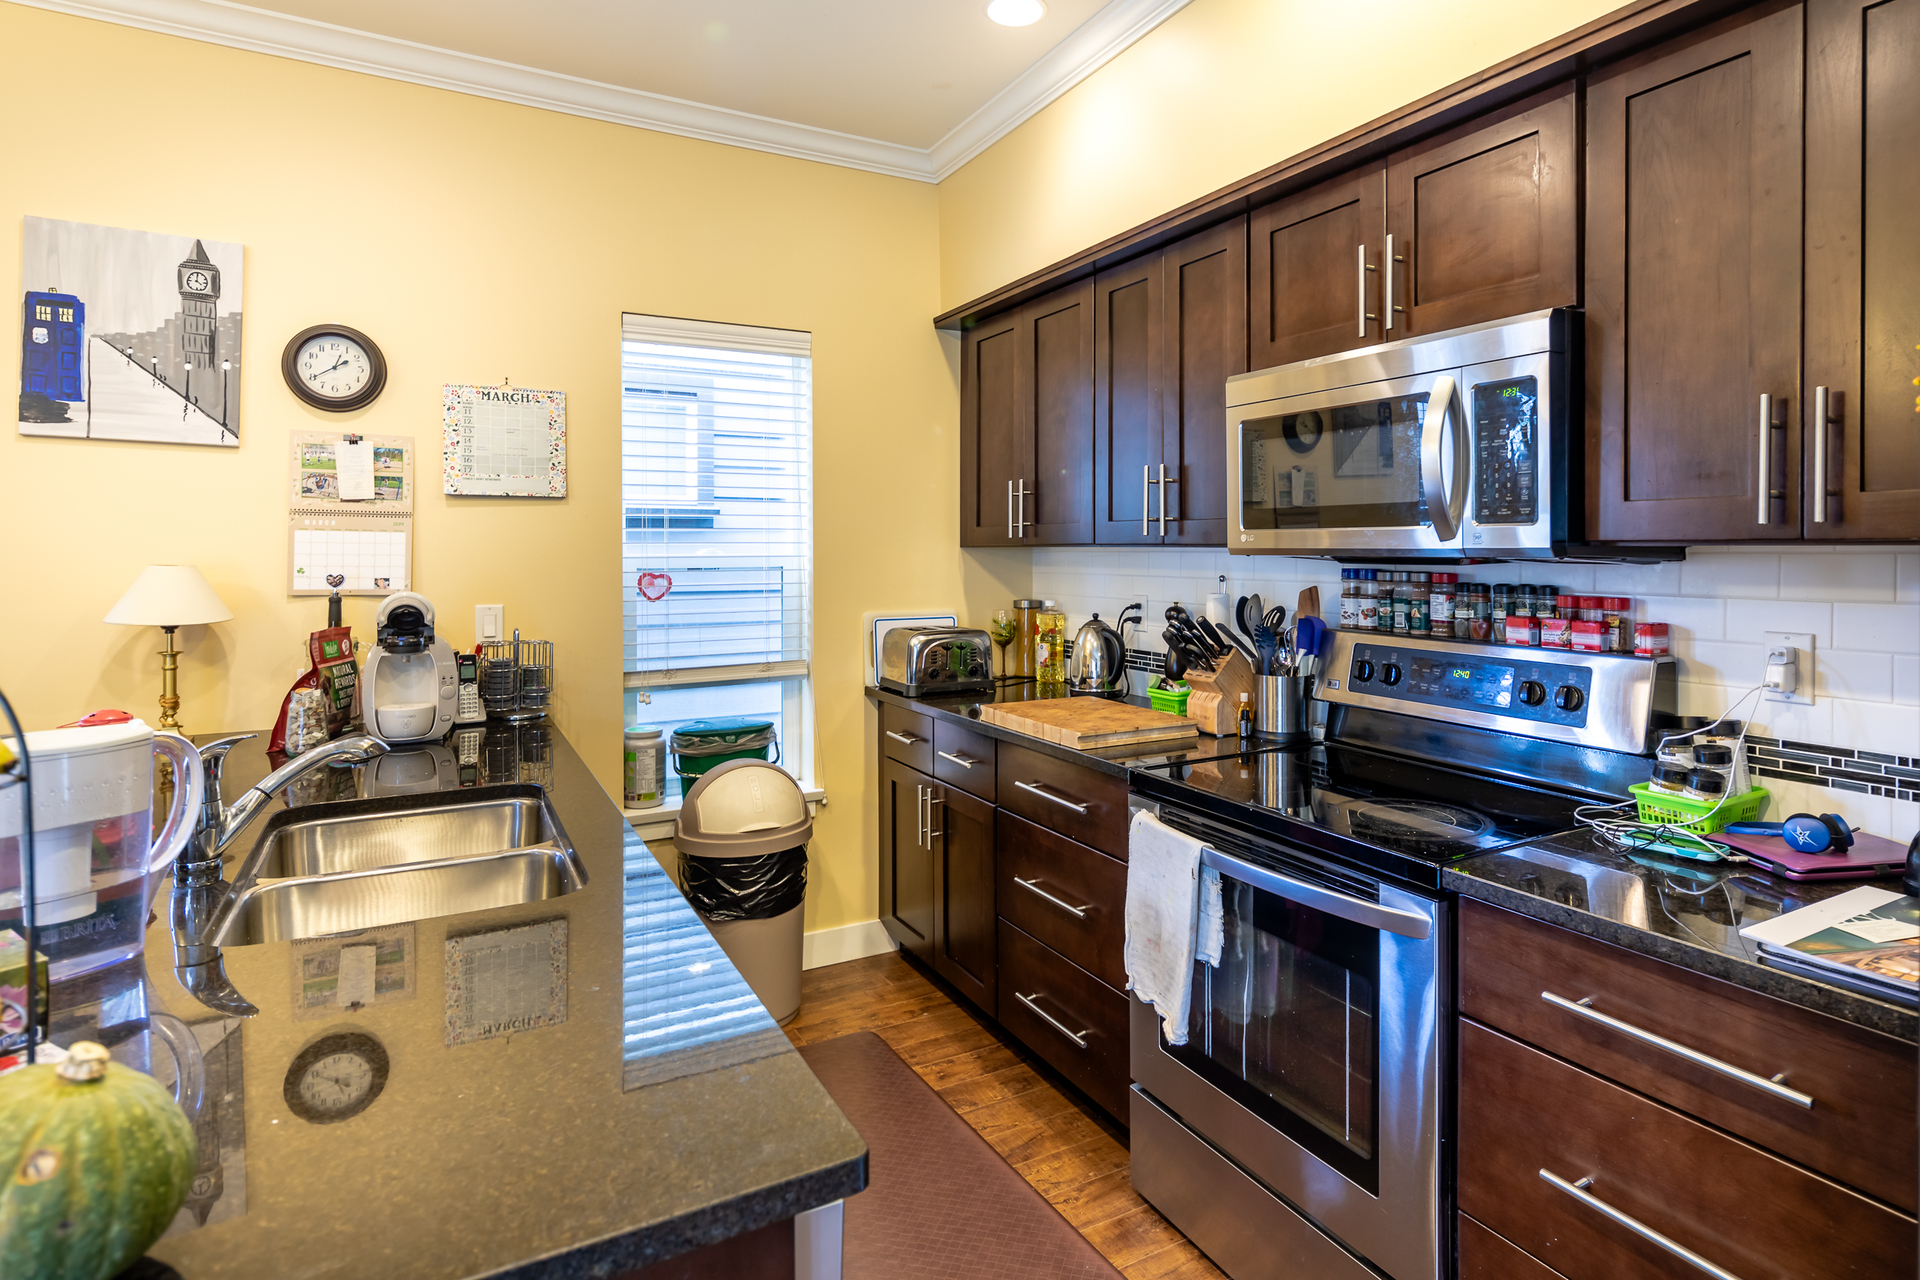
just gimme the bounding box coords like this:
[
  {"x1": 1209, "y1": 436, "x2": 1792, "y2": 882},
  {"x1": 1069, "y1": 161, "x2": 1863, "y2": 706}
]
[{"x1": 172, "y1": 732, "x2": 389, "y2": 1016}]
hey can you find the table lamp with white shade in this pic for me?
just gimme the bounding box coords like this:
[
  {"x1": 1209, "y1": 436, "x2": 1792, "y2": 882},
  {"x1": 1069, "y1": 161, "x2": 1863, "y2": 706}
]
[{"x1": 103, "y1": 565, "x2": 234, "y2": 733}]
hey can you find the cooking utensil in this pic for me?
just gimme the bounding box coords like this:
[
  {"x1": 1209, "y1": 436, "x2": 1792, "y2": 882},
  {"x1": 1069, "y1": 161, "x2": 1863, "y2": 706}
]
[
  {"x1": 1197, "y1": 616, "x2": 1247, "y2": 661},
  {"x1": 1296, "y1": 586, "x2": 1321, "y2": 626},
  {"x1": 1294, "y1": 616, "x2": 1327, "y2": 679}
]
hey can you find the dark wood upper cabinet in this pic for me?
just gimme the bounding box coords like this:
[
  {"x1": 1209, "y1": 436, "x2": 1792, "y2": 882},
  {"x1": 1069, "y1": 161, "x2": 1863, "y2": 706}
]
[
  {"x1": 960, "y1": 282, "x2": 1093, "y2": 546},
  {"x1": 1250, "y1": 164, "x2": 1387, "y2": 370},
  {"x1": 1586, "y1": 1, "x2": 1805, "y2": 542},
  {"x1": 929, "y1": 783, "x2": 996, "y2": 1014},
  {"x1": 1384, "y1": 85, "x2": 1579, "y2": 337},
  {"x1": 1093, "y1": 218, "x2": 1245, "y2": 546},
  {"x1": 1804, "y1": 0, "x2": 1920, "y2": 541}
]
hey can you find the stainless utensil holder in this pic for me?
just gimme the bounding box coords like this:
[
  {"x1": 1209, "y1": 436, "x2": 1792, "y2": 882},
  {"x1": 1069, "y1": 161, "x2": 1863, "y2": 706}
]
[{"x1": 1257, "y1": 675, "x2": 1310, "y2": 742}]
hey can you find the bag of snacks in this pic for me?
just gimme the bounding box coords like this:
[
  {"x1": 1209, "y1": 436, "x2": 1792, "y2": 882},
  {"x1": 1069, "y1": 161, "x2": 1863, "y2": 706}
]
[{"x1": 269, "y1": 627, "x2": 359, "y2": 752}]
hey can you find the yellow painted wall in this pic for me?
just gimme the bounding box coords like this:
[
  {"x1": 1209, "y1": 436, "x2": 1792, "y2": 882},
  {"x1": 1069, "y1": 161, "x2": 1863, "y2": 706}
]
[
  {"x1": 0, "y1": 3, "x2": 1028, "y2": 938},
  {"x1": 936, "y1": 0, "x2": 1622, "y2": 310}
]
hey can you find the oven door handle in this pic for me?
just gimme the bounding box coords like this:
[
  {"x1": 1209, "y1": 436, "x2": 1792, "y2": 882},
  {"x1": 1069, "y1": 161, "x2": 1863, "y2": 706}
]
[
  {"x1": 1418, "y1": 373, "x2": 1467, "y2": 544},
  {"x1": 1200, "y1": 846, "x2": 1432, "y2": 940}
]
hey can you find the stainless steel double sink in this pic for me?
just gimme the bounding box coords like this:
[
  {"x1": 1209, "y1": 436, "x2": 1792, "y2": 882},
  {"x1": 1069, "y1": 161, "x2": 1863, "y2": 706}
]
[{"x1": 209, "y1": 786, "x2": 588, "y2": 946}]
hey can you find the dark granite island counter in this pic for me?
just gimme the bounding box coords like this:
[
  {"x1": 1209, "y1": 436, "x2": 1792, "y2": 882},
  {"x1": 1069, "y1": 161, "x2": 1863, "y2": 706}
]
[{"x1": 117, "y1": 726, "x2": 864, "y2": 1279}]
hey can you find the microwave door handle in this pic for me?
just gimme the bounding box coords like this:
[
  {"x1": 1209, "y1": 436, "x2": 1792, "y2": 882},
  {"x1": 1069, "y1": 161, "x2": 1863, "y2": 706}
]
[
  {"x1": 1200, "y1": 846, "x2": 1432, "y2": 940},
  {"x1": 1419, "y1": 374, "x2": 1465, "y2": 543}
]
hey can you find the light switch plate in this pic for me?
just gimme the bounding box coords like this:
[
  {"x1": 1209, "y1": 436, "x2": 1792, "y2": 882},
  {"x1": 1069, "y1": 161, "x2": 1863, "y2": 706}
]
[
  {"x1": 476, "y1": 604, "x2": 504, "y2": 643},
  {"x1": 1762, "y1": 630, "x2": 1815, "y2": 705}
]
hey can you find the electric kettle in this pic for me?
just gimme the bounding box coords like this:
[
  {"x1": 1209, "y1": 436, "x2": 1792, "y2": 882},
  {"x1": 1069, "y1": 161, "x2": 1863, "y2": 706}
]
[{"x1": 1067, "y1": 604, "x2": 1142, "y2": 699}]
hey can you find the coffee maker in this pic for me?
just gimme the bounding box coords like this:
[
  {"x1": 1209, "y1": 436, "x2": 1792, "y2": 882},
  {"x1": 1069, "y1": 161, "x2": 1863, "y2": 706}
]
[{"x1": 361, "y1": 592, "x2": 458, "y2": 744}]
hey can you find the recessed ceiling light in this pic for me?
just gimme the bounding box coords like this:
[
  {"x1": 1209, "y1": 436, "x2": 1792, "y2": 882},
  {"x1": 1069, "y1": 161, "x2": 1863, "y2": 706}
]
[{"x1": 987, "y1": 0, "x2": 1047, "y2": 27}]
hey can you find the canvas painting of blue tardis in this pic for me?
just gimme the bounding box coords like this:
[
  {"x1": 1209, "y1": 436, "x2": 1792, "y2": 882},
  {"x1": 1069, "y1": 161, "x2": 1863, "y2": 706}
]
[{"x1": 18, "y1": 215, "x2": 244, "y2": 446}]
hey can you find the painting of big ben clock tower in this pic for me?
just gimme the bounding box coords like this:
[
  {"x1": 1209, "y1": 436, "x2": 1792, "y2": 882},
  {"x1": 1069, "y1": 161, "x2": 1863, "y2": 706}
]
[{"x1": 17, "y1": 215, "x2": 244, "y2": 446}]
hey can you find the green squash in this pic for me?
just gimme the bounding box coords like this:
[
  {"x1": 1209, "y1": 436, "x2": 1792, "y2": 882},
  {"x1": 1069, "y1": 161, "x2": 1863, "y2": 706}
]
[{"x1": 0, "y1": 1042, "x2": 197, "y2": 1280}]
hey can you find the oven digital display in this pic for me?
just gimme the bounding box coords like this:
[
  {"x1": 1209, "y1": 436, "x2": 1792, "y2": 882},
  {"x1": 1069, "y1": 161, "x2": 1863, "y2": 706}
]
[{"x1": 1409, "y1": 657, "x2": 1512, "y2": 708}]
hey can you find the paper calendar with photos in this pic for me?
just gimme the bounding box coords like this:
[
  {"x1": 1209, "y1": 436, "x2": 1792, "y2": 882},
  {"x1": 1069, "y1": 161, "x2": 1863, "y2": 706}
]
[
  {"x1": 442, "y1": 384, "x2": 567, "y2": 497},
  {"x1": 287, "y1": 431, "x2": 415, "y2": 596}
]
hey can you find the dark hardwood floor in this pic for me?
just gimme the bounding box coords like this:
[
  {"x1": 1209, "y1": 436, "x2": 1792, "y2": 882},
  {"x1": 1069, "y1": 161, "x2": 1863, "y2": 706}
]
[{"x1": 783, "y1": 951, "x2": 1226, "y2": 1279}]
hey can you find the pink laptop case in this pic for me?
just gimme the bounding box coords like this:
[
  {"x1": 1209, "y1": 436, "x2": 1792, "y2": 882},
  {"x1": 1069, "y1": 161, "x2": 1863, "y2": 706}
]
[{"x1": 1710, "y1": 828, "x2": 1909, "y2": 880}]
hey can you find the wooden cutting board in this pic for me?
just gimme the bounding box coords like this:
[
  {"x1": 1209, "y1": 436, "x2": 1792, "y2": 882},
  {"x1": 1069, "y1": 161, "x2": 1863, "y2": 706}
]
[{"x1": 977, "y1": 698, "x2": 1198, "y2": 749}]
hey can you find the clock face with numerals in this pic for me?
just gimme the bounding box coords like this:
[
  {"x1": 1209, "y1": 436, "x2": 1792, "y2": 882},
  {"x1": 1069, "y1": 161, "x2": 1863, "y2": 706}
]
[
  {"x1": 283, "y1": 1031, "x2": 389, "y2": 1124},
  {"x1": 282, "y1": 324, "x2": 387, "y2": 412},
  {"x1": 183, "y1": 269, "x2": 211, "y2": 293}
]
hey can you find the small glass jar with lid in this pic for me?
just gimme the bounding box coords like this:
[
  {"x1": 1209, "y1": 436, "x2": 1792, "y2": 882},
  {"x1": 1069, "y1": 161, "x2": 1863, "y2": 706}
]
[{"x1": 1033, "y1": 604, "x2": 1068, "y2": 685}]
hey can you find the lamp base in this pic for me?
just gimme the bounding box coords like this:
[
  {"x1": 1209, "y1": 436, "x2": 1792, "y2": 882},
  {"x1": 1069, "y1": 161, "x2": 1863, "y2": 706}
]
[{"x1": 157, "y1": 626, "x2": 183, "y2": 734}]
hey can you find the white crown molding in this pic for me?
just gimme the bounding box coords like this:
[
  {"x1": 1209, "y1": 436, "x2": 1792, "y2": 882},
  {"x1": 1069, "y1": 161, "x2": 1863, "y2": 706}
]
[{"x1": 6, "y1": 0, "x2": 1190, "y2": 184}]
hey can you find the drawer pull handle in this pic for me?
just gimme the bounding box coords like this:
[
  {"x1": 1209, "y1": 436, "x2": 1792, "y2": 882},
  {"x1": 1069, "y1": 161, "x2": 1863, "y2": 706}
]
[
  {"x1": 1015, "y1": 876, "x2": 1090, "y2": 918},
  {"x1": 937, "y1": 750, "x2": 979, "y2": 770},
  {"x1": 886, "y1": 730, "x2": 924, "y2": 746},
  {"x1": 1015, "y1": 992, "x2": 1089, "y2": 1048},
  {"x1": 1014, "y1": 780, "x2": 1089, "y2": 814},
  {"x1": 1540, "y1": 992, "x2": 1813, "y2": 1110},
  {"x1": 1540, "y1": 1170, "x2": 1745, "y2": 1280}
]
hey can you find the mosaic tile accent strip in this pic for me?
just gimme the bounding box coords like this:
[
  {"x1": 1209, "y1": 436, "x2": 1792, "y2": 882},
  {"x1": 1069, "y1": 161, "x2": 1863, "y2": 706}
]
[{"x1": 1742, "y1": 736, "x2": 1919, "y2": 803}]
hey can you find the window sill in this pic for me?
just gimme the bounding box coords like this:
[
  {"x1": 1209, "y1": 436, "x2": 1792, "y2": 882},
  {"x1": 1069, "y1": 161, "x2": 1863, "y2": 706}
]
[{"x1": 624, "y1": 786, "x2": 826, "y2": 843}]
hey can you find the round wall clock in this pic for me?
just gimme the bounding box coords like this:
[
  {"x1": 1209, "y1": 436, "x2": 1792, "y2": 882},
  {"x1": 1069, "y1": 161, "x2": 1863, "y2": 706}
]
[
  {"x1": 282, "y1": 324, "x2": 387, "y2": 412},
  {"x1": 283, "y1": 1031, "x2": 389, "y2": 1124},
  {"x1": 1282, "y1": 410, "x2": 1323, "y2": 455}
]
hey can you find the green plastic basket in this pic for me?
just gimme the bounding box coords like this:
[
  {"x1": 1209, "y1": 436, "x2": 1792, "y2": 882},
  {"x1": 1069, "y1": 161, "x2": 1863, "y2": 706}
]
[
  {"x1": 1629, "y1": 782, "x2": 1768, "y2": 835},
  {"x1": 1147, "y1": 683, "x2": 1192, "y2": 716}
]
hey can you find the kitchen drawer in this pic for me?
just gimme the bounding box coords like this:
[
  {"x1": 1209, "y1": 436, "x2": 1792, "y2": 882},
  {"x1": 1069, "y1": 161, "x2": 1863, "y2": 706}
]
[
  {"x1": 931, "y1": 718, "x2": 995, "y2": 803},
  {"x1": 1459, "y1": 1019, "x2": 1916, "y2": 1280},
  {"x1": 995, "y1": 741, "x2": 1127, "y2": 858},
  {"x1": 1460, "y1": 898, "x2": 1917, "y2": 1210},
  {"x1": 997, "y1": 811, "x2": 1125, "y2": 990},
  {"x1": 1457, "y1": 1214, "x2": 1566, "y2": 1280},
  {"x1": 998, "y1": 920, "x2": 1129, "y2": 1121},
  {"x1": 880, "y1": 702, "x2": 934, "y2": 774}
]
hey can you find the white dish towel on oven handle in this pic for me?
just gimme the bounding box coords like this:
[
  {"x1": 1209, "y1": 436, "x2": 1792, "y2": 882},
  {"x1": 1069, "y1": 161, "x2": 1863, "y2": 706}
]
[{"x1": 1125, "y1": 810, "x2": 1224, "y2": 1046}]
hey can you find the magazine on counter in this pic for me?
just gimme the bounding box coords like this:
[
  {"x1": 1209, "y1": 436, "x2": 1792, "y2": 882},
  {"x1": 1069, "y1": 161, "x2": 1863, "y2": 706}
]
[{"x1": 1739, "y1": 885, "x2": 1919, "y2": 1007}]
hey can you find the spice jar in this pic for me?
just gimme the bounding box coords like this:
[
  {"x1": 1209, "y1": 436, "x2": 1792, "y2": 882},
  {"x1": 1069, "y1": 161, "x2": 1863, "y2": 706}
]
[
  {"x1": 1554, "y1": 594, "x2": 1577, "y2": 621},
  {"x1": 1357, "y1": 570, "x2": 1380, "y2": 631},
  {"x1": 1491, "y1": 584, "x2": 1513, "y2": 629},
  {"x1": 1034, "y1": 604, "x2": 1067, "y2": 684},
  {"x1": 1602, "y1": 598, "x2": 1632, "y2": 652},
  {"x1": 1647, "y1": 763, "x2": 1691, "y2": 796},
  {"x1": 1504, "y1": 613, "x2": 1540, "y2": 646},
  {"x1": 1634, "y1": 622, "x2": 1671, "y2": 657},
  {"x1": 1571, "y1": 620, "x2": 1608, "y2": 652},
  {"x1": 1467, "y1": 585, "x2": 1494, "y2": 642},
  {"x1": 1682, "y1": 769, "x2": 1728, "y2": 804},
  {"x1": 1012, "y1": 599, "x2": 1045, "y2": 679},
  {"x1": 1340, "y1": 570, "x2": 1358, "y2": 629},
  {"x1": 1429, "y1": 574, "x2": 1456, "y2": 638},
  {"x1": 1540, "y1": 613, "x2": 1573, "y2": 648}
]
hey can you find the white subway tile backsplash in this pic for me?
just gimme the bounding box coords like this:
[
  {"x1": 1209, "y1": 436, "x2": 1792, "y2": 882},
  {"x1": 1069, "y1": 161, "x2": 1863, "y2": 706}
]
[
  {"x1": 1896, "y1": 656, "x2": 1920, "y2": 707},
  {"x1": 1679, "y1": 640, "x2": 1765, "y2": 687},
  {"x1": 1679, "y1": 553, "x2": 1780, "y2": 598},
  {"x1": 1833, "y1": 602, "x2": 1920, "y2": 654},
  {"x1": 1780, "y1": 552, "x2": 1897, "y2": 602},
  {"x1": 1516, "y1": 562, "x2": 1596, "y2": 592},
  {"x1": 1826, "y1": 700, "x2": 1920, "y2": 760},
  {"x1": 1590, "y1": 560, "x2": 1684, "y2": 597},
  {"x1": 1815, "y1": 650, "x2": 1894, "y2": 703},
  {"x1": 1639, "y1": 595, "x2": 1726, "y2": 643},
  {"x1": 1898, "y1": 553, "x2": 1919, "y2": 604},
  {"x1": 1723, "y1": 598, "x2": 1832, "y2": 648}
]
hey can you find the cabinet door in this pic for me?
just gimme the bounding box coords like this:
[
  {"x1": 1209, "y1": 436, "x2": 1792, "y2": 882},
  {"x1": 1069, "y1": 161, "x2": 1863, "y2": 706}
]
[
  {"x1": 878, "y1": 756, "x2": 934, "y2": 963},
  {"x1": 929, "y1": 783, "x2": 995, "y2": 1014},
  {"x1": 1250, "y1": 163, "x2": 1387, "y2": 370},
  {"x1": 1092, "y1": 254, "x2": 1162, "y2": 545},
  {"x1": 1804, "y1": 0, "x2": 1920, "y2": 540},
  {"x1": 1586, "y1": 4, "x2": 1805, "y2": 542},
  {"x1": 1385, "y1": 85, "x2": 1578, "y2": 336},
  {"x1": 959, "y1": 310, "x2": 1028, "y2": 547},
  {"x1": 1160, "y1": 216, "x2": 1245, "y2": 545},
  {"x1": 1027, "y1": 281, "x2": 1095, "y2": 544}
]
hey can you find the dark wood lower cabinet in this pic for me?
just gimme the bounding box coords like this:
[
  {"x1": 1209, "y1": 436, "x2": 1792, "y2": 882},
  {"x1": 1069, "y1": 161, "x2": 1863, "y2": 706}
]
[
  {"x1": 930, "y1": 783, "x2": 995, "y2": 1014},
  {"x1": 996, "y1": 811, "x2": 1126, "y2": 991},
  {"x1": 878, "y1": 755, "x2": 934, "y2": 964},
  {"x1": 1456, "y1": 1213, "x2": 1565, "y2": 1280},
  {"x1": 997, "y1": 919, "x2": 1130, "y2": 1122}
]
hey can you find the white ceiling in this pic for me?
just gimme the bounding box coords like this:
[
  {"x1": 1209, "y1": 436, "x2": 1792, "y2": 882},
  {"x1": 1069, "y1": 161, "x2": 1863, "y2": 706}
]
[{"x1": 21, "y1": 0, "x2": 1192, "y2": 179}]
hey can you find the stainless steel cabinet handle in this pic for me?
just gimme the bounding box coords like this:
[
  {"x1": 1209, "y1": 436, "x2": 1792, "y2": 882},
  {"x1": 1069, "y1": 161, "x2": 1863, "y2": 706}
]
[
  {"x1": 885, "y1": 730, "x2": 923, "y2": 746},
  {"x1": 1013, "y1": 779, "x2": 1089, "y2": 814},
  {"x1": 1201, "y1": 845, "x2": 1432, "y2": 939},
  {"x1": 1158, "y1": 463, "x2": 1176, "y2": 536},
  {"x1": 936, "y1": 750, "x2": 978, "y2": 770},
  {"x1": 1756, "y1": 393, "x2": 1773, "y2": 525},
  {"x1": 1013, "y1": 478, "x2": 1030, "y2": 539},
  {"x1": 1417, "y1": 374, "x2": 1466, "y2": 543},
  {"x1": 1812, "y1": 386, "x2": 1842, "y2": 525},
  {"x1": 1540, "y1": 1170, "x2": 1745, "y2": 1280},
  {"x1": 1007, "y1": 478, "x2": 1015, "y2": 539},
  {"x1": 1016, "y1": 992, "x2": 1089, "y2": 1047},
  {"x1": 1540, "y1": 992, "x2": 1813, "y2": 1108},
  {"x1": 1356, "y1": 244, "x2": 1378, "y2": 337},
  {"x1": 1384, "y1": 232, "x2": 1398, "y2": 331},
  {"x1": 1015, "y1": 876, "x2": 1090, "y2": 918},
  {"x1": 914, "y1": 783, "x2": 926, "y2": 849},
  {"x1": 925, "y1": 793, "x2": 942, "y2": 841},
  {"x1": 1142, "y1": 464, "x2": 1152, "y2": 536}
]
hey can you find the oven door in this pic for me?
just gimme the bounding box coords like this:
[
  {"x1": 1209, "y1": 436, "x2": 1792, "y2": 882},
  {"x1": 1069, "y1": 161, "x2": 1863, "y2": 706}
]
[
  {"x1": 1228, "y1": 370, "x2": 1469, "y2": 555},
  {"x1": 1131, "y1": 839, "x2": 1447, "y2": 1280}
]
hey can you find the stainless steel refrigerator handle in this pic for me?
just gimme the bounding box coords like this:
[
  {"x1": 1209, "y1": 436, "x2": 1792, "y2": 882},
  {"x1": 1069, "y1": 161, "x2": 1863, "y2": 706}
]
[
  {"x1": 1015, "y1": 876, "x2": 1090, "y2": 918},
  {"x1": 1158, "y1": 463, "x2": 1177, "y2": 536},
  {"x1": 1541, "y1": 992, "x2": 1813, "y2": 1108},
  {"x1": 1812, "y1": 385, "x2": 1829, "y2": 524},
  {"x1": 1540, "y1": 1171, "x2": 1746, "y2": 1280},
  {"x1": 1756, "y1": 394, "x2": 1772, "y2": 525},
  {"x1": 1016, "y1": 992, "x2": 1089, "y2": 1047},
  {"x1": 1384, "y1": 232, "x2": 1396, "y2": 331},
  {"x1": 1418, "y1": 374, "x2": 1465, "y2": 543},
  {"x1": 936, "y1": 750, "x2": 978, "y2": 770},
  {"x1": 1014, "y1": 779, "x2": 1090, "y2": 814},
  {"x1": 1200, "y1": 846, "x2": 1432, "y2": 939}
]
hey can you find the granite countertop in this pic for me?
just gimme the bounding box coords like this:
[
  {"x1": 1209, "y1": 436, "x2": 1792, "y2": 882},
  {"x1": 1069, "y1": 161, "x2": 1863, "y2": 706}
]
[
  {"x1": 865, "y1": 681, "x2": 1269, "y2": 777},
  {"x1": 1445, "y1": 829, "x2": 1918, "y2": 1044},
  {"x1": 49, "y1": 724, "x2": 865, "y2": 1279}
]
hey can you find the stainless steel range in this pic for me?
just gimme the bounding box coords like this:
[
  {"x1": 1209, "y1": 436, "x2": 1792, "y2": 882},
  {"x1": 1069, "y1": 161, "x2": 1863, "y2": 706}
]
[{"x1": 1126, "y1": 632, "x2": 1676, "y2": 1280}]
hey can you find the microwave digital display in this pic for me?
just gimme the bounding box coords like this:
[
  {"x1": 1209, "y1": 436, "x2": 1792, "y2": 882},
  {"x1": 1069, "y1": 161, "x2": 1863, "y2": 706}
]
[{"x1": 1473, "y1": 376, "x2": 1538, "y2": 525}]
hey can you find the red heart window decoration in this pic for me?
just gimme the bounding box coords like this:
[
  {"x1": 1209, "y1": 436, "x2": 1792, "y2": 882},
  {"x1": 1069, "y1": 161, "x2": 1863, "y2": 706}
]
[{"x1": 637, "y1": 572, "x2": 673, "y2": 602}]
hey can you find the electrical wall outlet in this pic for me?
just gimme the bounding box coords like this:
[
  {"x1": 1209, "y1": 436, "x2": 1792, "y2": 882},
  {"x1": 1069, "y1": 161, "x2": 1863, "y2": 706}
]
[
  {"x1": 476, "y1": 604, "x2": 504, "y2": 643},
  {"x1": 1762, "y1": 630, "x2": 1815, "y2": 705}
]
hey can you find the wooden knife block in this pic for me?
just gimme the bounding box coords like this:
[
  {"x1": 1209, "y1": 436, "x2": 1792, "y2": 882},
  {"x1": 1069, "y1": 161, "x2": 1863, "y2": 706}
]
[{"x1": 1183, "y1": 649, "x2": 1256, "y2": 736}]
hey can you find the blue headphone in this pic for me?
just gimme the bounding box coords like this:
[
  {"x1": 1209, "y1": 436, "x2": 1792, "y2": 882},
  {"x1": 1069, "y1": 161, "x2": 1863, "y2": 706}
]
[{"x1": 1724, "y1": 813, "x2": 1856, "y2": 853}]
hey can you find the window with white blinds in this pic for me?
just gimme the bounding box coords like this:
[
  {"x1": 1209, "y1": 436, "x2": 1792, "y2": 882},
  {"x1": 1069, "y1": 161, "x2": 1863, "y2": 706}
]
[{"x1": 620, "y1": 315, "x2": 812, "y2": 689}]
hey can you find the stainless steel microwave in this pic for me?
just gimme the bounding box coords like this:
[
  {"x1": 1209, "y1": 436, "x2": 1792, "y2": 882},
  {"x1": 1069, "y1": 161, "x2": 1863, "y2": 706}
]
[{"x1": 1226, "y1": 308, "x2": 1579, "y2": 559}]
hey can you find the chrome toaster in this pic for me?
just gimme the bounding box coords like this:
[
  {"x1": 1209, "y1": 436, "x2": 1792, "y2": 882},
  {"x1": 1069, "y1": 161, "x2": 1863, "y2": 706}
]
[{"x1": 878, "y1": 626, "x2": 995, "y2": 697}]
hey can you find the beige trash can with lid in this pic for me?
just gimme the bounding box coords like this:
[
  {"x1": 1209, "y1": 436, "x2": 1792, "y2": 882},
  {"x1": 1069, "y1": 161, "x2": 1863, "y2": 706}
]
[{"x1": 674, "y1": 759, "x2": 811, "y2": 1024}]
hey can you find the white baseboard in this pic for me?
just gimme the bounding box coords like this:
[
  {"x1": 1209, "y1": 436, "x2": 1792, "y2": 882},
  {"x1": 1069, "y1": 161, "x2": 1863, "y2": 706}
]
[{"x1": 802, "y1": 919, "x2": 896, "y2": 970}]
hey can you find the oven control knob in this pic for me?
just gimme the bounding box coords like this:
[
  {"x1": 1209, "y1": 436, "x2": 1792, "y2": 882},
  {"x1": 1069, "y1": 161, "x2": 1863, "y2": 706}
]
[
  {"x1": 1380, "y1": 663, "x2": 1403, "y2": 687},
  {"x1": 1353, "y1": 659, "x2": 1376, "y2": 683},
  {"x1": 1555, "y1": 685, "x2": 1585, "y2": 713},
  {"x1": 1518, "y1": 680, "x2": 1548, "y2": 706}
]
